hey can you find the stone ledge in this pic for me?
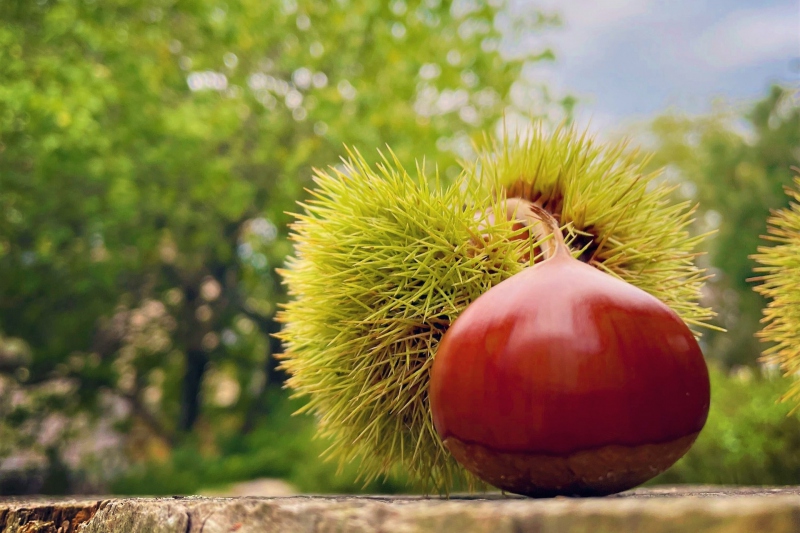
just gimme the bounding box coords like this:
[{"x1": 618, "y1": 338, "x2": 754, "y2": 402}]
[{"x1": 2, "y1": 487, "x2": 800, "y2": 533}]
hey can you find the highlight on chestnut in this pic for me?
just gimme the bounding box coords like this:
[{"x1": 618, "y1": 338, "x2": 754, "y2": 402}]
[{"x1": 278, "y1": 125, "x2": 714, "y2": 496}]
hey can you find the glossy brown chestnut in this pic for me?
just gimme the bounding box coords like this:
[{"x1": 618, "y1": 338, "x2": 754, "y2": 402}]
[{"x1": 429, "y1": 212, "x2": 710, "y2": 497}]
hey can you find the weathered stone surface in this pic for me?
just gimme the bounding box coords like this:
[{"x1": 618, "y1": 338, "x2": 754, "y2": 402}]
[
  {"x1": 0, "y1": 499, "x2": 103, "y2": 533},
  {"x1": 2, "y1": 487, "x2": 800, "y2": 533}
]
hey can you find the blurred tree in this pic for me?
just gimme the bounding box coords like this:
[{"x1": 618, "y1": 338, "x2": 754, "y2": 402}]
[
  {"x1": 0, "y1": 0, "x2": 560, "y2": 490},
  {"x1": 645, "y1": 86, "x2": 800, "y2": 367},
  {"x1": 654, "y1": 364, "x2": 800, "y2": 486}
]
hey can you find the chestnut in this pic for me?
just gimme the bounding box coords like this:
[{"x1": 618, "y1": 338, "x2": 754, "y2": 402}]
[{"x1": 429, "y1": 201, "x2": 710, "y2": 497}]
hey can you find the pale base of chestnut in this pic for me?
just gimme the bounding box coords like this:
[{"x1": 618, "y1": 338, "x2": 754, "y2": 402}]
[{"x1": 444, "y1": 432, "x2": 700, "y2": 497}]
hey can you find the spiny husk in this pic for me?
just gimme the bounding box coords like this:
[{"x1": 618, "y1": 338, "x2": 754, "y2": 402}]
[
  {"x1": 468, "y1": 124, "x2": 716, "y2": 331},
  {"x1": 277, "y1": 126, "x2": 714, "y2": 493},
  {"x1": 752, "y1": 175, "x2": 800, "y2": 406},
  {"x1": 277, "y1": 149, "x2": 531, "y2": 492}
]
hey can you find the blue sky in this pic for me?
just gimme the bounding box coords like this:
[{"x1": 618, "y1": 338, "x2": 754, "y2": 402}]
[{"x1": 510, "y1": 0, "x2": 799, "y2": 129}]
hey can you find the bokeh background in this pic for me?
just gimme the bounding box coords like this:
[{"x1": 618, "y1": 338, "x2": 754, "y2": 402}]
[{"x1": 0, "y1": 0, "x2": 798, "y2": 496}]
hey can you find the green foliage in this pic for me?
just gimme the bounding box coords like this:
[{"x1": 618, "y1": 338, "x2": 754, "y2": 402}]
[
  {"x1": 0, "y1": 0, "x2": 557, "y2": 490},
  {"x1": 645, "y1": 86, "x2": 800, "y2": 366},
  {"x1": 110, "y1": 390, "x2": 407, "y2": 495},
  {"x1": 654, "y1": 364, "x2": 800, "y2": 485}
]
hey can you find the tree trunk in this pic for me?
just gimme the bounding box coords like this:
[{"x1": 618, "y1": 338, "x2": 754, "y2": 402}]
[
  {"x1": 240, "y1": 316, "x2": 284, "y2": 434},
  {"x1": 179, "y1": 347, "x2": 208, "y2": 432}
]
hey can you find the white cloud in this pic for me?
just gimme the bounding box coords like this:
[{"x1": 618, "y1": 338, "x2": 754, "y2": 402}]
[
  {"x1": 694, "y1": 5, "x2": 799, "y2": 71},
  {"x1": 505, "y1": 0, "x2": 798, "y2": 120},
  {"x1": 508, "y1": 0, "x2": 655, "y2": 109},
  {"x1": 556, "y1": 0, "x2": 652, "y2": 31},
  {"x1": 515, "y1": 0, "x2": 654, "y2": 58}
]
